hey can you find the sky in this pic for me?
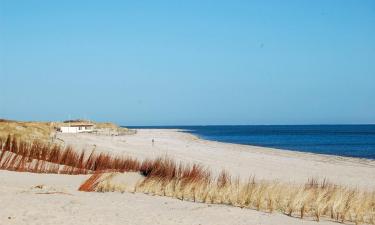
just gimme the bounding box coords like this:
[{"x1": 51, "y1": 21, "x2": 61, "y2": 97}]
[{"x1": 1, "y1": 0, "x2": 374, "y2": 125}]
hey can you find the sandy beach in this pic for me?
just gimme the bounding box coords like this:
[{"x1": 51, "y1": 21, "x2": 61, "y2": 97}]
[
  {"x1": 59, "y1": 129, "x2": 375, "y2": 189},
  {"x1": 1, "y1": 129, "x2": 374, "y2": 225},
  {"x1": 0, "y1": 171, "x2": 340, "y2": 225}
]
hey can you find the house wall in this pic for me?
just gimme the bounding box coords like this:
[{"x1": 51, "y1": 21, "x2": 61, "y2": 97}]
[
  {"x1": 60, "y1": 126, "x2": 93, "y2": 133},
  {"x1": 60, "y1": 127, "x2": 80, "y2": 133}
]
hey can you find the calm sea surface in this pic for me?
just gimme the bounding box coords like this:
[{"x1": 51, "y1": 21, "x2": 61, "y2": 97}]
[{"x1": 126, "y1": 125, "x2": 375, "y2": 159}]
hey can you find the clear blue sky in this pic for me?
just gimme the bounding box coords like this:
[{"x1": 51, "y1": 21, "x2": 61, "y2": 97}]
[{"x1": 1, "y1": 0, "x2": 374, "y2": 125}]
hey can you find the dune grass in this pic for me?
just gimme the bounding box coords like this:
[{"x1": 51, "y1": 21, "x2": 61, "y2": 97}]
[
  {"x1": 0, "y1": 119, "x2": 54, "y2": 141},
  {"x1": 1, "y1": 135, "x2": 374, "y2": 224},
  {"x1": 80, "y1": 158, "x2": 375, "y2": 225},
  {"x1": 0, "y1": 135, "x2": 140, "y2": 174}
]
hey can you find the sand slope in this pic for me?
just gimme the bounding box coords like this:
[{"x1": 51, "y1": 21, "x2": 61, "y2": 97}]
[{"x1": 0, "y1": 170, "x2": 340, "y2": 225}]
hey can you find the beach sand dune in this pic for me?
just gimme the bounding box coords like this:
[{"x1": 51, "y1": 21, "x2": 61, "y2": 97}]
[{"x1": 0, "y1": 170, "x2": 340, "y2": 225}]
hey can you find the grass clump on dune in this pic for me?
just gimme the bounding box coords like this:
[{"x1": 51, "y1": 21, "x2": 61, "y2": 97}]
[
  {"x1": 0, "y1": 135, "x2": 140, "y2": 174},
  {"x1": 80, "y1": 158, "x2": 375, "y2": 225}
]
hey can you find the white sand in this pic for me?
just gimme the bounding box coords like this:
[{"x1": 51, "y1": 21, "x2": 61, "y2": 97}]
[
  {"x1": 59, "y1": 129, "x2": 375, "y2": 189},
  {"x1": 1, "y1": 129, "x2": 374, "y2": 225},
  {"x1": 0, "y1": 170, "x2": 339, "y2": 225}
]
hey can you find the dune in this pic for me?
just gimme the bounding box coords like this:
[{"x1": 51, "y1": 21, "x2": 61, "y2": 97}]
[{"x1": 0, "y1": 170, "x2": 344, "y2": 225}]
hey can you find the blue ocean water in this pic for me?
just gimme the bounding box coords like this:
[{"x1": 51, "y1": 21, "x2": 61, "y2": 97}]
[{"x1": 126, "y1": 125, "x2": 375, "y2": 159}]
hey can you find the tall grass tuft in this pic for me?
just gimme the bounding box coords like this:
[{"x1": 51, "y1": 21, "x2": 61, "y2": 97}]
[
  {"x1": 80, "y1": 158, "x2": 375, "y2": 225},
  {"x1": 0, "y1": 135, "x2": 141, "y2": 174}
]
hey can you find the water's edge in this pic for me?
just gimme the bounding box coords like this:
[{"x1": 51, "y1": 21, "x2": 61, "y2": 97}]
[{"x1": 125, "y1": 125, "x2": 375, "y2": 160}]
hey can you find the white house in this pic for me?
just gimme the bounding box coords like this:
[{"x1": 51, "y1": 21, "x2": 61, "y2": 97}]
[{"x1": 58, "y1": 123, "x2": 94, "y2": 133}]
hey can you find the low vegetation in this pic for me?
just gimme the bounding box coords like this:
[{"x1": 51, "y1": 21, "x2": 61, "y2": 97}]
[
  {"x1": 81, "y1": 159, "x2": 375, "y2": 225},
  {"x1": 1, "y1": 135, "x2": 374, "y2": 224},
  {"x1": 0, "y1": 119, "x2": 131, "y2": 142},
  {"x1": 0, "y1": 119, "x2": 54, "y2": 141},
  {"x1": 0, "y1": 135, "x2": 140, "y2": 174}
]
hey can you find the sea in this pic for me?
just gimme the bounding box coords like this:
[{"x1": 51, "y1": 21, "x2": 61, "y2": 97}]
[{"x1": 126, "y1": 125, "x2": 375, "y2": 160}]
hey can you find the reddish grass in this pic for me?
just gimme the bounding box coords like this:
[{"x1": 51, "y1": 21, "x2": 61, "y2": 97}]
[
  {"x1": 0, "y1": 135, "x2": 142, "y2": 175},
  {"x1": 78, "y1": 172, "x2": 104, "y2": 192},
  {"x1": 78, "y1": 157, "x2": 212, "y2": 192}
]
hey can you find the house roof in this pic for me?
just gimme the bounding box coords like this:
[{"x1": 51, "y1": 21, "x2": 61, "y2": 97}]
[{"x1": 60, "y1": 122, "x2": 94, "y2": 127}]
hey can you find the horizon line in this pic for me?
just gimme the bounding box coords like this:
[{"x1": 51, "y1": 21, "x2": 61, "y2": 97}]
[{"x1": 123, "y1": 123, "x2": 375, "y2": 127}]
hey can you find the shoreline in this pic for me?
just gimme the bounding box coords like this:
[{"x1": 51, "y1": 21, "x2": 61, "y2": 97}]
[
  {"x1": 183, "y1": 130, "x2": 375, "y2": 168},
  {"x1": 57, "y1": 129, "x2": 375, "y2": 189},
  {"x1": 178, "y1": 128, "x2": 375, "y2": 162},
  {"x1": 157, "y1": 128, "x2": 375, "y2": 170}
]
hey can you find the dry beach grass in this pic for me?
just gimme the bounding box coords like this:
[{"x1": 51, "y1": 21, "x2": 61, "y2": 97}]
[
  {"x1": 0, "y1": 135, "x2": 141, "y2": 174},
  {"x1": 0, "y1": 119, "x2": 54, "y2": 141},
  {"x1": 80, "y1": 159, "x2": 375, "y2": 225}
]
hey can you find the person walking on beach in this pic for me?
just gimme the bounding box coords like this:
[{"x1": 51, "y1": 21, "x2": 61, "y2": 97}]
[{"x1": 152, "y1": 138, "x2": 155, "y2": 146}]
